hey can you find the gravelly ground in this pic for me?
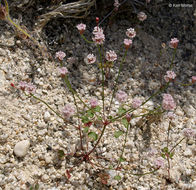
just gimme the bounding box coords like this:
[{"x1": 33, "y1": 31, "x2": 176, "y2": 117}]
[{"x1": 0, "y1": 0, "x2": 196, "y2": 189}]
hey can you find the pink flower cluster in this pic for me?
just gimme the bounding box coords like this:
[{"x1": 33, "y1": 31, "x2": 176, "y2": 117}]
[
  {"x1": 124, "y1": 39, "x2": 132, "y2": 50},
  {"x1": 182, "y1": 128, "x2": 195, "y2": 138},
  {"x1": 59, "y1": 67, "x2": 68, "y2": 77},
  {"x1": 169, "y1": 38, "x2": 179, "y2": 49},
  {"x1": 90, "y1": 98, "x2": 98, "y2": 108},
  {"x1": 137, "y1": 12, "x2": 147, "y2": 21},
  {"x1": 162, "y1": 94, "x2": 176, "y2": 111},
  {"x1": 106, "y1": 50, "x2": 117, "y2": 62},
  {"x1": 126, "y1": 28, "x2": 136, "y2": 39},
  {"x1": 86, "y1": 54, "x2": 96, "y2": 64},
  {"x1": 132, "y1": 98, "x2": 142, "y2": 109},
  {"x1": 154, "y1": 157, "x2": 164, "y2": 168},
  {"x1": 164, "y1": 71, "x2": 176, "y2": 82},
  {"x1": 92, "y1": 26, "x2": 105, "y2": 45},
  {"x1": 191, "y1": 76, "x2": 196, "y2": 83},
  {"x1": 124, "y1": 28, "x2": 136, "y2": 50},
  {"x1": 18, "y1": 81, "x2": 36, "y2": 93},
  {"x1": 114, "y1": 0, "x2": 120, "y2": 10},
  {"x1": 116, "y1": 90, "x2": 127, "y2": 103},
  {"x1": 62, "y1": 104, "x2": 75, "y2": 119},
  {"x1": 76, "y1": 23, "x2": 86, "y2": 35},
  {"x1": 55, "y1": 51, "x2": 66, "y2": 61}
]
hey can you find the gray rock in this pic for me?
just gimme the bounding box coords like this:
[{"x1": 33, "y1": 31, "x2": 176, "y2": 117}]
[{"x1": 14, "y1": 140, "x2": 30, "y2": 157}]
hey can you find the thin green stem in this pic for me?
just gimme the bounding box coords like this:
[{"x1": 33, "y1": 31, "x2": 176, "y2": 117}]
[
  {"x1": 64, "y1": 76, "x2": 90, "y2": 110},
  {"x1": 169, "y1": 137, "x2": 185, "y2": 153},
  {"x1": 167, "y1": 121, "x2": 172, "y2": 148},
  {"x1": 81, "y1": 34, "x2": 94, "y2": 44},
  {"x1": 110, "y1": 82, "x2": 170, "y2": 123},
  {"x1": 27, "y1": 93, "x2": 65, "y2": 120},
  {"x1": 98, "y1": 45, "x2": 105, "y2": 117},
  {"x1": 87, "y1": 122, "x2": 108, "y2": 156},
  {"x1": 169, "y1": 48, "x2": 177, "y2": 70},
  {"x1": 117, "y1": 123, "x2": 130, "y2": 167},
  {"x1": 166, "y1": 153, "x2": 171, "y2": 178},
  {"x1": 108, "y1": 49, "x2": 128, "y2": 113}
]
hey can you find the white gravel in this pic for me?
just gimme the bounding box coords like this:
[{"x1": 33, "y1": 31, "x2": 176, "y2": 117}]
[{"x1": 0, "y1": 8, "x2": 196, "y2": 190}]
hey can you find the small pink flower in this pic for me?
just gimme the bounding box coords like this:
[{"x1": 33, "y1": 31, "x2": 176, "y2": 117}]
[
  {"x1": 124, "y1": 39, "x2": 132, "y2": 50},
  {"x1": 164, "y1": 71, "x2": 176, "y2": 82},
  {"x1": 93, "y1": 31, "x2": 105, "y2": 45},
  {"x1": 18, "y1": 81, "x2": 36, "y2": 93},
  {"x1": 191, "y1": 76, "x2": 196, "y2": 83},
  {"x1": 62, "y1": 104, "x2": 75, "y2": 119},
  {"x1": 154, "y1": 157, "x2": 164, "y2": 168},
  {"x1": 86, "y1": 54, "x2": 96, "y2": 64},
  {"x1": 116, "y1": 90, "x2": 128, "y2": 103},
  {"x1": 106, "y1": 50, "x2": 117, "y2": 62},
  {"x1": 18, "y1": 81, "x2": 27, "y2": 91},
  {"x1": 162, "y1": 94, "x2": 176, "y2": 111},
  {"x1": 137, "y1": 12, "x2": 147, "y2": 22},
  {"x1": 183, "y1": 128, "x2": 195, "y2": 138},
  {"x1": 93, "y1": 26, "x2": 103, "y2": 35},
  {"x1": 132, "y1": 98, "x2": 142, "y2": 109},
  {"x1": 90, "y1": 98, "x2": 98, "y2": 108},
  {"x1": 26, "y1": 83, "x2": 36, "y2": 93},
  {"x1": 59, "y1": 67, "x2": 68, "y2": 77},
  {"x1": 167, "y1": 112, "x2": 176, "y2": 120},
  {"x1": 125, "y1": 113, "x2": 132, "y2": 122},
  {"x1": 169, "y1": 38, "x2": 179, "y2": 49},
  {"x1": 126, "y1": 28, "x2": 136, "y2": 39},
  {"x1": 114, "y1": 0, "x2": 120, "y2": 10},
  {"x1": 55, "y1": 51, "x2": 66, "y2": 61},
  {"x1": 76, "y1": 23, "x2": 86, "y2": 35}
]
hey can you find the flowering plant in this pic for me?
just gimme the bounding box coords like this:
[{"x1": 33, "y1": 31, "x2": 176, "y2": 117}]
[{"x1": 10, "y1": 13, "x2": 196, "y2": 186}]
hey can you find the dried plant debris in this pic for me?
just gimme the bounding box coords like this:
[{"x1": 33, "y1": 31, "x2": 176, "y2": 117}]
[{"x1": 35, "y1": 0, "x2": 96, "y2": 32}]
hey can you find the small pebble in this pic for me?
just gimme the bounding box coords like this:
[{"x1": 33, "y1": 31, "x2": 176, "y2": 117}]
[
  {"x1": 14, "y1": 140, "x2": 30, "y2": 157},
  {"x1": 44, "y1": 111, "x2": 51, "y2": 122},
  {"x1": 183, "y1": 148, "x2": 192, "y2": 157}
]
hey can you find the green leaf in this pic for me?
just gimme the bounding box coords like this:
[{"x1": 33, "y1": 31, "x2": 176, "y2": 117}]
[
  {"x1": 58, "y1": 150, "x2": 65, "y2": 158},
  {"x1": 114, "y1": 175, "x2": 121, "y2": 180},
  {"x1": 118, "y1": 107, "x2": 126, "y2": 115},
  {"x1": 81, "y1": 116, "x2": 89, "y2": 124},
  {"x1": 97, "y1": 116, "x2": 102, "y2": 120},
  {"x1": 87, "y1": 110, "x2": 94, "y2": 118},
  {"x1": 161, "y1": 153, "x2": 166, "y2": 159},
  {"x1": 169, "y1": 152, "x2": 174, "y2": 159},
  {"x1": 119, "y1": 156, "x2": 125, "y2": 162},
  {"x1": 107, "y1": 115, "x2": 113, "y2": 120},
  {"x1": 84, "y1": 127, "x2": 89, "y2": 133},
  {"x1": 35, "y1": 184, "x2": 39, "y2": 190},
  {"x1": 121, "y1": 118, "x2": 129, "y2": 128},
  {"x1": 162, "y1": 147, "x2": 168, "y2": 153},
  {"x1": 88, "y1": 132, "x2": 98, "y2": 141},
  {"x1": 109, "y1": 165, "x2": 113, "y2": 169},
  {"x1": 114, "y1": 131, "x2": 124, "y2": 138},
  {"x1": 94, "y1": 106, "x2": 101, "y2": 112}
]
